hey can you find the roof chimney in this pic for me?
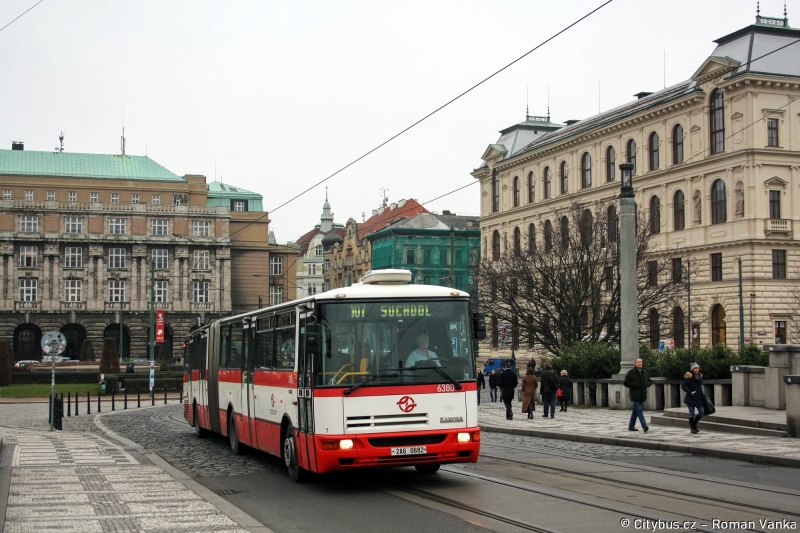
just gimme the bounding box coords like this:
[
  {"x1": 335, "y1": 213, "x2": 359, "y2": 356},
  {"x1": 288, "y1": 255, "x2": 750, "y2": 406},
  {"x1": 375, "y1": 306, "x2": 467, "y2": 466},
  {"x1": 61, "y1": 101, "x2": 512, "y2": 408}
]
[
  {"x1": 11, "y1": 141, "x2": 24, "y2": 151},
  {"x1": 442, "y1": 210, "x2": 452, "y2": 215},
  {"x1": 564, "y1": 120, "x2": 580, "y2": 126},
  {"x1": 634, "y1": 92, "x2": 653, "y2": 99}
]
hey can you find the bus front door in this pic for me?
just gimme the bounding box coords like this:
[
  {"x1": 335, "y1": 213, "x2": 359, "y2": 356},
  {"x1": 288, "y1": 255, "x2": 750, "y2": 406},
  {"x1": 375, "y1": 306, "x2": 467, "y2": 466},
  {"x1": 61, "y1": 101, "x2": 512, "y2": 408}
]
[
  {"x1": 296, "y1": 313, "x2": 317, "y2": 472},
  {"x1": 242, "y1": 324, "x2": 257, "y2": 447}
]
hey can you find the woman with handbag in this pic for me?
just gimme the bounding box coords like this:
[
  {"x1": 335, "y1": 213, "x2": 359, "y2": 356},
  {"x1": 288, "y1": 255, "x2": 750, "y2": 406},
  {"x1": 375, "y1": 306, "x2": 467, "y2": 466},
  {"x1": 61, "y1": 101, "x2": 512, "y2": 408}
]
[
  {"x1": 558, "y1": 370, "x2": 572, "y2": 412},
  {"x1": 681, "y1": 362, "x2": 704, "y2": 434}
]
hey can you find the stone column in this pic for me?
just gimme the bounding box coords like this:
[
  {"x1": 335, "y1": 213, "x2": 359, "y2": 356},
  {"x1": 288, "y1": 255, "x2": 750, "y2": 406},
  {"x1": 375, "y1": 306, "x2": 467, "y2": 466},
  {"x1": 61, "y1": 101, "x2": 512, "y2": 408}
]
[
  {"x1": 785, "y1": 375, "x2": 800, "y2": 438},
  {"x1": 131, "y1": 257, "x2": 139, "y2": 308},
  {"x1": 173, "y1": 256, "x2": 180, "y2": 306},
  {"x1": 42, "y1": 256, "x2": 51, "y2": 304},
  {"x1": 764, "y1": 345, "x2": 798, "y2": 410},
  {"x1": 8, "y1": 251, "x2": 16, "y2": 303},
  {"x1": 618, "y1": 195, "x2": 638, "y2": 375}
]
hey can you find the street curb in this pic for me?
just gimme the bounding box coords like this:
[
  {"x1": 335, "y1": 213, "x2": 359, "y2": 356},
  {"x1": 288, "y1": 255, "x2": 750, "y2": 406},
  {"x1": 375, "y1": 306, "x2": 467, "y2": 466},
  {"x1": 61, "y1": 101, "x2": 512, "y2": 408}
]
[
  {"x1": 479, "y1": 424, "x2": 800, "y2": 469},
  {"x1": 94, "y1": 407, "x2": 275, "y2": 533}
]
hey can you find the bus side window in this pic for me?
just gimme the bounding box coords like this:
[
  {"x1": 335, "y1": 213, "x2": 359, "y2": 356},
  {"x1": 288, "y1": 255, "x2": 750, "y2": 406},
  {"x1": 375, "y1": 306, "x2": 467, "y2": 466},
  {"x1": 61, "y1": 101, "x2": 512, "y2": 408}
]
[
  {"x1": 274, "y1": 327, "x2": 294, "y2": 370},
  {"x1": 220, "y1": 325, "x2": 231, "y2": 369},
  {"x1": 230, "y1": 324, "x2": 243, "y2": 369},
  {"x1": 255, "y1": 329, "x2": 273, "y2": 369}
]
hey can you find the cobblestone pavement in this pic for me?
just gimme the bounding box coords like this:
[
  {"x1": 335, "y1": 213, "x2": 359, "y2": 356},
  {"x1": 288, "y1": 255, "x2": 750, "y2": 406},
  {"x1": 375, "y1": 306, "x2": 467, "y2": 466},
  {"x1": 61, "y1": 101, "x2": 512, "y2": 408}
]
[{"x1": 477, "y1": 392, "x2": 800, "y2": 460}]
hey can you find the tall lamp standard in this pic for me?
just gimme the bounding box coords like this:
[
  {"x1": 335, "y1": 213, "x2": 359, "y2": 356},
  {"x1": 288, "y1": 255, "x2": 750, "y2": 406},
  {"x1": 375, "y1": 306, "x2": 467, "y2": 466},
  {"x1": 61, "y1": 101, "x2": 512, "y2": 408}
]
[{"x1": 618, "y1": 162, "x2": 637, "y2": 375}]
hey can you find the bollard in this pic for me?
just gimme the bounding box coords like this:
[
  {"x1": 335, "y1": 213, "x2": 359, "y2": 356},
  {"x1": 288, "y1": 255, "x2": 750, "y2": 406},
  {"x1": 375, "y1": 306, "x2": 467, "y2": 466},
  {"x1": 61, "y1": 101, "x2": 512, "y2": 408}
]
[
  {"x1": 124, "y1": 390, "x2": 128, "y2": 410},
  {"x1": 111, "y1": 393, "x2": 115, "y2": 411},
  {"x1": 48, "y1": 395, "x2": 52, "y2": 423},
  {"x1": 67, "y1": 392, "x2": 71, "y2": 417},
  {"x1": 137, "y1": 392, "x2": 141, "y2": 408},
  {"x1": 164, "y1": 390, "x2": 167, "y2": 405},
  {"x1": 87, "y1": 392, "x2": 91, "y2": 415},
  {"x1": 75, "y1": 391, "x2": 78, "y2": 416},
  {"x1": 97, "y1": 391, "x2": 101, "y2": 413},
  {"x1": 151, "y1": 391, "x2": 155, "y2": 406}
]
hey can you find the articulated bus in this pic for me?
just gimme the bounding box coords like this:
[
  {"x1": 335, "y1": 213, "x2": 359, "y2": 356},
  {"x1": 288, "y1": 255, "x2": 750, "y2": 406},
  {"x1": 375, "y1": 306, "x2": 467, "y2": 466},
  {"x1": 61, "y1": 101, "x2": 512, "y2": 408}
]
[{"x1": 183, "y1": 269, "x2": 486, "y2": 482}]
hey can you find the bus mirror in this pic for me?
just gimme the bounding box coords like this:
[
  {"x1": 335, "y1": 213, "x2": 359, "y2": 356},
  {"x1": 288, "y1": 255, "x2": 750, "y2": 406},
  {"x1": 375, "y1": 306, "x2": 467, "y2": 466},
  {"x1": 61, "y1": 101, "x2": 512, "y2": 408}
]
[
  {"x1": 305, "y1": 323, "x2": 321, "y2": 354},
  {"x1": 472, "y1": 312, "x2": 486, "y2": 340}
]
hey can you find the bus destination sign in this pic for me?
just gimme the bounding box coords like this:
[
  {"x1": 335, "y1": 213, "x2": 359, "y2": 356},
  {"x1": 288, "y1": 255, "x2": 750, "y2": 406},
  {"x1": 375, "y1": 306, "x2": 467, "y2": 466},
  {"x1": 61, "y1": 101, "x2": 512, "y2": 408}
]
[{"x1": 349, "y1": 304, "x2": 433, "y2": 319}]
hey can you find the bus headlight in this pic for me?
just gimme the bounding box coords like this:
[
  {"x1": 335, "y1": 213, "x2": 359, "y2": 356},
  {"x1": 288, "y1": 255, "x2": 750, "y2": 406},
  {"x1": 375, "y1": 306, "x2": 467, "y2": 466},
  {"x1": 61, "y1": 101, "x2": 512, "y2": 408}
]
[
  {"x1": 339, "y1": 439, "x2": 354, "y2": 450},
  {"x1": 457, "y1": 432, "x2": 471, "y2": 443}
]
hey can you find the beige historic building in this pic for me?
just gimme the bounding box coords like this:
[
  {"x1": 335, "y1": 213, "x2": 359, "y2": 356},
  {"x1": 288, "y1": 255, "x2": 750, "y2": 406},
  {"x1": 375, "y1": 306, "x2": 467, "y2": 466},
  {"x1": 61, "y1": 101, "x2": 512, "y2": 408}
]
[
  {"x1": 473, "y1": 14, "x2": 800, "y2": 359},
  {"x1": 0, "y1": 143, "x2": 295, "y2": 360}
]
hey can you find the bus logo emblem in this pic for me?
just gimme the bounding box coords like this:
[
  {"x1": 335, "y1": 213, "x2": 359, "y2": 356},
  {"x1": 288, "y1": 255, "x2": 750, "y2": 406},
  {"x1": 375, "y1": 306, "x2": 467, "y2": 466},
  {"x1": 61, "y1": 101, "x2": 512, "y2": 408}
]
[
  {"x1": 397, "y1": 396, "x2": 416, "y2": 413},
  {"x1": 271, "y1": 394, "x2": 275, "y2": 408}
]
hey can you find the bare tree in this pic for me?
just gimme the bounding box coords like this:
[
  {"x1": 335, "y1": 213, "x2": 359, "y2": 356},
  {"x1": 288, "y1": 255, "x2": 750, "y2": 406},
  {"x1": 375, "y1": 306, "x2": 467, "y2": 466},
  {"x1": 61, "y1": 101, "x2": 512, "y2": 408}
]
[{"x1": 475, "y1": 201, "x2": 691, "y2": 355}]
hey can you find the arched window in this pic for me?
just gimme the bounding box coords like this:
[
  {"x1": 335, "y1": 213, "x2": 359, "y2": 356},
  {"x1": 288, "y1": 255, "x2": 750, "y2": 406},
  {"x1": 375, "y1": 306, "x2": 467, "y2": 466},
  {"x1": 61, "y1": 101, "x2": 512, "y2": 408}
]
[
  {"x1": 673, "y1": 190, "x2": 685, "y2": 231},
  {"x1": 606, "y1": 146, "x2": 615, "y2": 182},
  {"x1": 544, "y1": 167, "x2": 552, "y2": 199},
  {"x1": 672, "y1": 124, "x2": 684, "y2": 164},
  {"x1": 626, "y1": 139, "x2": 637, "y2": 175},
  {"x1": 711, "y1": 304, "x2": 726, "y2": 347},
  {"x1": 649, "y1": 196, "x2": 661, "y2": 234},
  {"x1": 649, "y1": 309, "x2": 660, "y2": 349},
  {"x1": 711, "y1": 179, "x2": 727, "y2": 224},
  {"x1": 491, "y1": 170, "x2": 500, "y2": 212},
  {"x1": 581, "y1": 152, "x2": 592, "y2": 189},
  {"x1": 580, "y1": 209, "x2": 593, "y2": 248},
  {"x1": 544, "y1": 220, "x2": 553, "y2": 252},
  {"x1": 710, "y1": 89, "x2": 725, "y2": 154},
  {"x1": 492, "y1": 230, "x2": 501, "y2": 260},
  {"x1": 649, "y1": 132, "x2": 659, "y2": 171},
  {"x1": 607, "y1": 205, "x2": 617, "y2": 244},
  {"x1": 560, "y1": 161, "x2": 569, "y2": 194},
  {"x1": 673, "y1": 307, "x2": 685, "y2": 348},
  {"x1": 560, "y1": 216, "x2": 569, "y2": 249},
  {"x1": 513, "y1": 227, "x2": 521, "y2": 256},
  {"x1": 513, "y1": 176, "x2": 520, "y2": 207},
  {"x1": 528, "y1": 171, "x2": 535, "y2": 203},
  {"x1": 527, "y1": 223, "x2": 536, "y2": 254}
]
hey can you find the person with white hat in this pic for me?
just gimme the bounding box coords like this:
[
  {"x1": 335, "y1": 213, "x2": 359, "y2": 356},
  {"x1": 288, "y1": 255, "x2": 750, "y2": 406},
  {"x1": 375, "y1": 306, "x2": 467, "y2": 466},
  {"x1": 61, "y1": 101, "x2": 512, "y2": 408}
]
[{"x1": 681, "y1": 362, "x2": 705, "y2": 434}]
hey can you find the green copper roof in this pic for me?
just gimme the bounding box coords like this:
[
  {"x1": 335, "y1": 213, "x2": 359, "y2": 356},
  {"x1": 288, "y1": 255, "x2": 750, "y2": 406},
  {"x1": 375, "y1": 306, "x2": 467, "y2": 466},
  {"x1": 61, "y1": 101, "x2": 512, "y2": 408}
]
[
  {"x1": 0, "y1": 149, "x2": 184, "y2": 181},
  {"x1": 206, "y1": 181, "x2": 262, "y2": 198}
]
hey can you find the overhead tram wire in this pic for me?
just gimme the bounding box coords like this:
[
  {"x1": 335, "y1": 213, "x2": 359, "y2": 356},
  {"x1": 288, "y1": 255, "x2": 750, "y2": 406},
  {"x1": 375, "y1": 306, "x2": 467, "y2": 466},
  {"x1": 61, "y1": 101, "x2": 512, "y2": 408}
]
[
  {"x1": 0, "y1": 0, "x2": 45, "y2": 33},
  {"x1": 221, "y1": 0, "x2": 615, "y2": 243}
]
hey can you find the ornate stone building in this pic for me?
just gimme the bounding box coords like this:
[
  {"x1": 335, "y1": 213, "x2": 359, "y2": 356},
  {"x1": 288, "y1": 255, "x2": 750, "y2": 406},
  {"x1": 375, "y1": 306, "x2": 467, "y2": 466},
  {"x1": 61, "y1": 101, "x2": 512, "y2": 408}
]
[
  {"x1": 294, "y1": 192, "x2": 343, "y2": 297},
  {"x1": 473, "y1": 14, "x2": 800, "y2": 359}
]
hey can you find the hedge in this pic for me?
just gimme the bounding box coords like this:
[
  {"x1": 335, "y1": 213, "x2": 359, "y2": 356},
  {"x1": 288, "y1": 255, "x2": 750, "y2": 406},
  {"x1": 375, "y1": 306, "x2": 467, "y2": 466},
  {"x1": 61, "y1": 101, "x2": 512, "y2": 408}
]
[
  {"x1": 11, "y1": 371, "x2": 102, "y2": 385},
  {"x1": 115, "y1": 377, "x2": 182, "y2": 393}
]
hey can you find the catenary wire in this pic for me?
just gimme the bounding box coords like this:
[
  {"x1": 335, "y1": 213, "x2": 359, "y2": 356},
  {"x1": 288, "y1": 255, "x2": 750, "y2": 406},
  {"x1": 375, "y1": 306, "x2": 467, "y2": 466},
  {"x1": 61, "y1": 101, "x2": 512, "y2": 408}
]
[{"x1": 0, "y1": 0, "x2": 45, "y2": 33}]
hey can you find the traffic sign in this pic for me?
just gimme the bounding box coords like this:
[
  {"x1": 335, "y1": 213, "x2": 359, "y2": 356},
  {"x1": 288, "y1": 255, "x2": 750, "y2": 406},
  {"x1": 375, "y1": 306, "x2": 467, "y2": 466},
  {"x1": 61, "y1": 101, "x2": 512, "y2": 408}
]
[{"x1": 658, "y1": 341, "x2": 665, "y2": 351}]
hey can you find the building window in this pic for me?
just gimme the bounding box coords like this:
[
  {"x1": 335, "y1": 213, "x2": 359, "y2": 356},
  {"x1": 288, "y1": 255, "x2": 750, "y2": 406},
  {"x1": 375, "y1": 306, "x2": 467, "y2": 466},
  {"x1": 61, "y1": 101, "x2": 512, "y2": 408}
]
[
  {"x1": 315, "y1": 244, "x2": 323, "y2": 256},
  {"x1": 527, "y1": 223, "x2": 536, "y2": 254},
  {"x1": 513, "y1": 227, "x2": 521, "y2": 256},
  {"x1": 19, "y1": 246, "x2": 38, "y2": 267},
  {"x1": 491, "y1": 170, "x2": 499, "y2": 212},
  {"x1": 673, "y1": 124, "x2": 684, "y2": 164},
  {"x1": 672, "y1": 257, "x2": 683, "y2": 284},
  {"x1": 25, "y1": 190, "x2": 33, "y2": 201},
  {"x1": 559, "y1": 161, "x2": 568, "y2": 194},
  {"x1": 270, "y1": 256, "x2": 283, "y2": 275},
  {"x1": 775, "y1": 321, "x2": 787, "y2": 344},
  {"x1": 232, "y1": 200, "x2": 247, "y2": 211},
  {"x1": 543, "y1": 167, "x2": 552, "y2": 199},
  {"x1": 649, "y1": 132, "x2": 659, "y2": 171},
  {"x1": 711, "y1": 253, "x2": 723, "y2": 281},
  {"x1": 90, "y1": 192, "x2": 98, "y2": 203},
  {"x1": 19, "y1": 278, "x2": 38, "y2": 302},
  {"x1": 647, "y1": 261, "x2": 658, "y2": 287},
  {"x1": 108, "y1": 218, "x2": 127, "y2": 235},
  {"x1": 544, "y1": 220, "x2": 553, "y2": 253},
  {"x1": 65, "y1": 279, "x2": 82, "y2": 302},
  {"x1": 606, "y1": 146, "x2": 615, "y2": 182},
  {"x1": 193, "y1": 281, "x2": 209, "y2": 303},
  {"x1": 111, "y1": 193, "x2": 119, "y2": 204},
  {"x1": 152, "y1": 194, "x2": 160, "y2": 205},
  {"x1": 193, "y1": 250, "x2": 210, "y2": 270},
  {"x1": 673, "y1": 307, "x2": 685, "y2": 348},
  {"x1": 769, "y1": 190, "x2": 781, "y2": 219},
  {"x1": 710, "y1": 89, "x2": 725, "y2": 154},
  {"x1": 673, "y1": 190, "x2": 685, "y2": 231},
  {"x1": 607, "y1": 205, "x2": 617, "y2": 244},
  {"x1": 772, "y1": 250, "x2": 786, "y2": 279},
  {"x1": 649, "y1": 196, "x2": 661, "y2": 234},
  {"x1": 711, "y1": 304, "x2": 726, "y2": 346},
  {"x1": 192, "y1": 220, "x2": 210, "y2": 237},
  {"x1": 132, "y1": 194, "x2": 140, "y2": 204},
  {"x1": 154, "y1": 280, "x2": 169, "y2": 303},
  {"x1": 767, "y1": 118, "x2": 779, "y2": 147},
  {"x1": 649, "y1": 309, "x2": 659, "y2": 349},
  {"x1": 64, "y1": 247, "x2": 83, "y2": 268},
  {"x1": 512, "y1": 176, "x2": 520, "y2": 207},
  {"x1": 528, "y1": 171, "x2": 535, "y2": 203},
  {"x1": 560, "y1": 216, "x2": 569, "y2": 249},
  {"x1": 65, "y1": 216, "x2": 83, "y2": 234},
  {"x1": 626, "y1": 139, "x2": 637, "y2": 175},
  {"x1": 491, "y1": 230, "x2": 500, "y2": 260},
  {"x1": 581, "y1": 152, "x2": 592, "y2": 189},
  {"x1": 151, "y1": 219, "x2": 168, "y2": 236},
  {"x1": 269, "y1": 285, "x2": 283, "y2": 306},
  {"x1": 19, "y1": 215, "x2": 39, "y2": 233},
  {"x1": 152, "y1": 248, "x2": 169, "y2": 269},
  {"x1": 604, "y1": 266, "x2": 614, "y2": 291},
  {"x1": 108, "y1": 248, "x2": 127, "y2": 269},
  {"x1": 109, "y1": 280, "x2": 126, "y2": 302},
  {"x1": 711, "y1": 179, "x2": 727, "y2": 224},
  {"x1": 405, "y1": 249, "x2": 415, "y2": 264},
  {"x1": 3, "y1": 189, "x2": 11, "y2": 199}
]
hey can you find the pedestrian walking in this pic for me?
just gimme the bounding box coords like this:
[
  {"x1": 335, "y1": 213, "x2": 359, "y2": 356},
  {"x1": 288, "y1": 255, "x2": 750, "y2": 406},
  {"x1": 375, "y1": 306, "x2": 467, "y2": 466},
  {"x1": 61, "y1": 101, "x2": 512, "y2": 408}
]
[
  {"x1": 681, "y1": 363, "x2": 704, "y2": 434},
  {"x1": 558, "y1": 370, "x2": 572, "y2": 412},
  {"x1": 520, "y1": 368, "x2": 538, "y2": 419},
  {"x1": 539, "y1": 362, "x2": 559, "y2": 418},
  {"x1": 476, "y1": 367, "x2": 485, "y2": 405},
  {"x1": 489, "y1": 370, "x2": 498, "y2": 403},
  {"x1": 499, "y1": 362, "x2": 518, "y2": 420},
  {"x1": 527, "y1": 358, "x2": 536, "y2": 372},
  {"x1": 623, "y1": 357, "x2": 652, "y2": 432}
]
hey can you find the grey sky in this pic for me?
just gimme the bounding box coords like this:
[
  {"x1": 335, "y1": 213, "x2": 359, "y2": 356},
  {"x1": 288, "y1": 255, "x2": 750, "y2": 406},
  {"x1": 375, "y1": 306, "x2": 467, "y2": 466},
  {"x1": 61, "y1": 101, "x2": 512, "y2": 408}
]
[{"x1": 0, "y1": 0, "x2": 789, "y2": 240}]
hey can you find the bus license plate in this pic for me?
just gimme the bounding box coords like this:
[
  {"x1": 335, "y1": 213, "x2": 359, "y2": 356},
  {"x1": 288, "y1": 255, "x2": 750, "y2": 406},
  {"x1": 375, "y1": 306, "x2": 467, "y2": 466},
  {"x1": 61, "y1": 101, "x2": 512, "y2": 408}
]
[{"x1": 391, "y1": 446, "x2": 427, "y2": 456}]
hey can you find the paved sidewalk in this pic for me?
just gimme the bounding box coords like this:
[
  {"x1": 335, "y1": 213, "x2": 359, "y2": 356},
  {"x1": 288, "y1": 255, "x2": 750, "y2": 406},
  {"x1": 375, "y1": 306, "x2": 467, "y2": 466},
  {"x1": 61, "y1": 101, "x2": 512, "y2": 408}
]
[
  {"x1": 477, "y1": 393, "x2": 800, "y2": 467},
  {"x1": 0, "y1": 403, "x2": 270, "y2": 533}
]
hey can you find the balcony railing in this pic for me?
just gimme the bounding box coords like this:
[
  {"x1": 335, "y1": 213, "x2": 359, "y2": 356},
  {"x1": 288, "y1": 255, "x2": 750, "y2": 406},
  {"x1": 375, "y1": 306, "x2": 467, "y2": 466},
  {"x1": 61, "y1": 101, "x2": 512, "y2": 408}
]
[
  {"x1": 191, "y1": 302, "x2": 213, "y2": 311},
  {"x1": 0, "y1": 199, "x2": 225, "y2": 216},
  {"x1": 104, "y1": 301, "x2": 130, "y2": 310},
  {"x1": 154, "y1": 302, "x2": 173, "y2": 311},
  {"x1": 15, "y1": 300, "x2": 39, "y2": 310},
  {"x1": 765, "y1": 218, "x2": 792, "y2": 236},
  {"x1": 61, "y1": 301, "x2": 87, "y2": 310}
]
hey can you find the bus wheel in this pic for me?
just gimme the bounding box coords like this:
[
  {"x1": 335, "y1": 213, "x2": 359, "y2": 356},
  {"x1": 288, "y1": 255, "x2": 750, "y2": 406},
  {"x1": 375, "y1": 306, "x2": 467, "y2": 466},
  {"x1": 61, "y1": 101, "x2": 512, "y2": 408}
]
[
  {"x1": 283, "y1": 424, "x2": 309, "y2": 483},
  {"x1": 229, "y1": 414, "x2": 244, "y2": 455},
  {"x1": 194, "y1": 404, "x2": 208, "y2": 439},
  {"x1": 414, "y1": 464, "x2": 440, "y2": 475}
]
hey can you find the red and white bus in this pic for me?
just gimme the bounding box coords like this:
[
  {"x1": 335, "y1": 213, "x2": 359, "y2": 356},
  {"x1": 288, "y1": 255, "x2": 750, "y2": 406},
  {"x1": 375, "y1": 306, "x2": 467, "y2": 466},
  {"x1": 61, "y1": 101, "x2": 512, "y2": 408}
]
[{"x1": 183, "y1": 269, "x2": 485, "y2": 482}]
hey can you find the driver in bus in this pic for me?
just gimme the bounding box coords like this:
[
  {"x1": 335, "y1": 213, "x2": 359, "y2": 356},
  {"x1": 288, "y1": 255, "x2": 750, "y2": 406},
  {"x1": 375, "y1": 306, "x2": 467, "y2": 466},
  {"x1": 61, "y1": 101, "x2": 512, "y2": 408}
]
[{"x1": 405, "y1": 333, "x2": 441, "y2": 368}]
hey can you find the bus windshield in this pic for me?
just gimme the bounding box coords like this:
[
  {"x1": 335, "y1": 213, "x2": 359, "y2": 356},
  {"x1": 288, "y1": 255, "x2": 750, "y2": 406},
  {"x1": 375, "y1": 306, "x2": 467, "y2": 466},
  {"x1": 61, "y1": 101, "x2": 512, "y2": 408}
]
[{"x1": 315, "y1": 299, "x2": 476, "y2": 387}]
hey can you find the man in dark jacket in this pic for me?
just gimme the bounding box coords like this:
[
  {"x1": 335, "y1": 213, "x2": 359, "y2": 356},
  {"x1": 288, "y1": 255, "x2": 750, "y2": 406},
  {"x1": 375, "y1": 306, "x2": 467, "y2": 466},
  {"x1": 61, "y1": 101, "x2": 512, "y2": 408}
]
[
  {"x1": 623, "y1": 357, "x2": 652, "y2": 432},
  {"x1": 476, "y1": 368, "x2": 485, "y2": 405},
  {"x1": 488, "y1": 370, "x2": 498, "y2": 402},
  {"x1": 499, "y1": 362, "x2": 518, "y2": 420}
]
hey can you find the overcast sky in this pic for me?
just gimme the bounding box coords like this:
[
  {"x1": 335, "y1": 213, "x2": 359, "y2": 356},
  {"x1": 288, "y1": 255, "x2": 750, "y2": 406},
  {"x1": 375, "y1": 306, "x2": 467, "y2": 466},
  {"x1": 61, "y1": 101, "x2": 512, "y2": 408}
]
[{"x1": 0, "y1": 0, "x2": 790, "y2": 241}]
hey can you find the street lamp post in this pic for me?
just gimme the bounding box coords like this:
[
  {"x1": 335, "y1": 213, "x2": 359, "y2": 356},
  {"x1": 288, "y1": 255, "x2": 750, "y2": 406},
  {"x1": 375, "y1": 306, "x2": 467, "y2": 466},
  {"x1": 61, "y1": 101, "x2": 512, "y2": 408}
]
[
  {"x1": 450, "y1": 224, "x2": 456, "y2": 290},
  {"x1": 618, "y1": 162, "x2": 637, "y2": 375},
  {"x1": 149, "y1": 259, "x2": 155, "y2": 402}
]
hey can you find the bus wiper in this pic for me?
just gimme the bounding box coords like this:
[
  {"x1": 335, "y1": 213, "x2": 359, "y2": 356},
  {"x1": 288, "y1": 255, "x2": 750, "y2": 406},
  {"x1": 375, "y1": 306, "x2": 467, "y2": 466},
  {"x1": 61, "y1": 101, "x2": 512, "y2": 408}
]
[
  {"x1": 343, "y1": 374, "x2": 394, "y2": 395},
  {"x1": 396, "y1": 366, "x2": 463, "y2": 390}
]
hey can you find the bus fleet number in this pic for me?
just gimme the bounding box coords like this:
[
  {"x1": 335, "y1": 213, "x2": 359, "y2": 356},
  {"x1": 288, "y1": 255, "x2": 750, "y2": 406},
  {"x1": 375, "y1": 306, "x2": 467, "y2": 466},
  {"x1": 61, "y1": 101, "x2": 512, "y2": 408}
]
[{"x1": 437, "y1": 384, "x2": 456, "y2": 392}]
